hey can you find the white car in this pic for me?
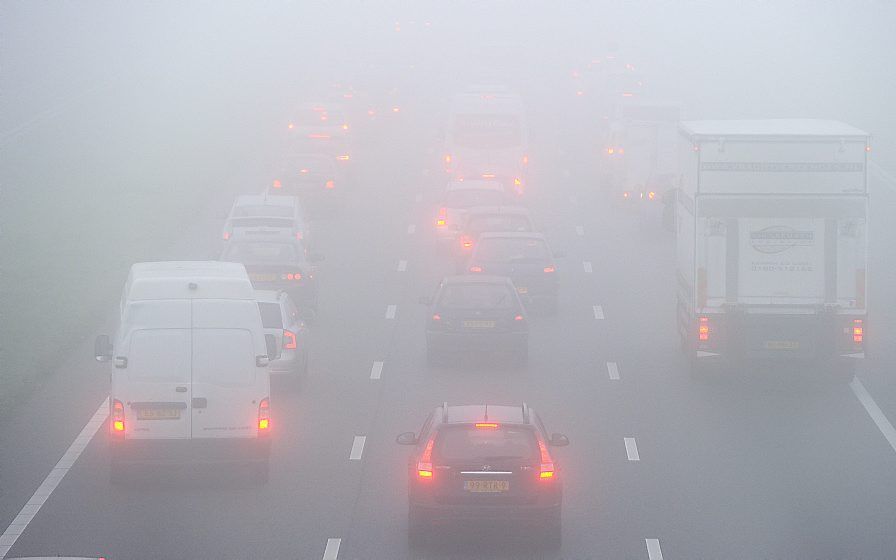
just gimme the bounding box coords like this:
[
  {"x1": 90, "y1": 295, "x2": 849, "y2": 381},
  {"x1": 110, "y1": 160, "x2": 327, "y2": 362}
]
[
  {"x1": 222, "y1": 194, "x2": 307, "y2": 245},
  {"x1": 95, "y1": 261, "x2": 276, "y2": 484}
]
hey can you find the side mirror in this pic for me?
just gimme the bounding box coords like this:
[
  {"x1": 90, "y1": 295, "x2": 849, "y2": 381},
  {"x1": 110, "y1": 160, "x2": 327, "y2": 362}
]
[
  {"x1": 308, "y1": 253, "x2": 326, "y2": 263},
  {"x1": 94, "y1": 335, "x2": 112, "y2": 362},
  {"x1": 264, "y1": 334, "x2": 281, "y2": 361},
  {"x1": 549, "y1": 433, "x2": 570, "y2": 447},
  {"x1": 396, "y1": 431, "x2": 418, "y2": 445},
  {"x1": 418, "y1": 296, "x2": 432, "y2": 305}
]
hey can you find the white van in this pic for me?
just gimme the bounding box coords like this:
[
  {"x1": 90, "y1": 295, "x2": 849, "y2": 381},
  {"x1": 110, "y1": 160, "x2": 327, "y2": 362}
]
[{"x1": 95, "y1": 261, "x2": 277, "y2": 483}]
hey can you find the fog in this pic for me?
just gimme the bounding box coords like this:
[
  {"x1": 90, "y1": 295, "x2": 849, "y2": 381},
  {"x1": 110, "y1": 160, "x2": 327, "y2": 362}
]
[{"x1": 1, "y1": 2, "x2": 895, "y2": 559}]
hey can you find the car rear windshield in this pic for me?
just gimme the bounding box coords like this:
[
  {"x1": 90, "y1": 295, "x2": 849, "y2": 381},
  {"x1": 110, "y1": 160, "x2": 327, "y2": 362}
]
[
  {"x1": 438, "y1": 283, "x2": 516, "y2": 309},
  {"x1": 467, "y1": 214, "x2": 532, "y2": 234},
  {"x1": 445, "y1": 189, "x2": 504, "y2": 209},
  {"x1": 222, "y1": 242, "x2": 298, "y2": 263},
  {"x1": 435, "y1": 425, "x2": 537, "y2": 463},
  {"x1": 474, "y1": 237, "x2": 549, "y2": 262},
  {"x1": 232, "y1": 205, "x2": 294, "y2": 218},
  {"x1": 257, "y1": 302, "x2": 283, "y2": 329}
]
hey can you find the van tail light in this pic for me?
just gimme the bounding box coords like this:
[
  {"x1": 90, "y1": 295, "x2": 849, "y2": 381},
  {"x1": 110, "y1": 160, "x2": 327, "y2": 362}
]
[
  {"x1": 283, "y1": 330, "x2": 297, "y2": 350},
  {"x1": 436, "y1": 207, "x2": 447, "y2": 227},
  {"x1": 111, "y1": 399, "x2": 125, "y2": 435},
  {"x1": 537, "y1": 438, "x2": 555, "y2": 480},
  {"x1": 469, "y1": 266, "x2": 482, "y2": 273},
  {"x1": 543, "y1": 266, "x2": 555, "y2": 273},
  {"x1": 853, "y1": 319, "x2": 864, "y2": 344},
  {"x1": 325, "y1": 180, "x2": 335, "y2": 189},
  {"x1": 698, "y1": 316, "x2": 710, "y2": 342},
  {"x1": 258, "y1": 398, "x2": 271, "y2": 432},
  {"x1": 417, "y1": 436, "x2": 435, "y2": 480}
]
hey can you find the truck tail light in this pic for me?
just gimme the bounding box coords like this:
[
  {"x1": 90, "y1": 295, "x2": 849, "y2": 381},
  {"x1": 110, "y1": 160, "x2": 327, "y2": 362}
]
[
  {"x1": 469, "y1": 266, "x2": 482, "y2": 273},
  {"x1": 698, "y1": 316, "x2": 710, "y2": 342},
  {"x1": 283, "y1": 330, "x2": 297, "y2": 350},
  {"x1": 258, "y1": 398, "x2": 271, "y2": 432},
  {"x1": 325, "y1": 180, "x2": 335, "y2": 189},
  {"x1": 543, "y1": 266, "x2": 555, "y2": 273},
  {"x1": 853, "y1": 319, "x2": 864, "y2": 344},
  {"x1": 111, "y1": 399, "x2": 125, "y2": 434},
  {"x1": 417, "y1": 436, "x2": 435, "y2": 479}
]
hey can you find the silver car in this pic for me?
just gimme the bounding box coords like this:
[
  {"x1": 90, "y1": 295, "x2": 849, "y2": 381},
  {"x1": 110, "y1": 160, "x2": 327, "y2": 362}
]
[{"x1": 255, "y1": 290, "x2": 310, "y2": 385}]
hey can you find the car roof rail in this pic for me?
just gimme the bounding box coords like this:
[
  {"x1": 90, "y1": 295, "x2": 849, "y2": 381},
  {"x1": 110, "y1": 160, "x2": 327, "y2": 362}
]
[{"x1": 521, "y1": 402, "x2": 530, "y2": 423}]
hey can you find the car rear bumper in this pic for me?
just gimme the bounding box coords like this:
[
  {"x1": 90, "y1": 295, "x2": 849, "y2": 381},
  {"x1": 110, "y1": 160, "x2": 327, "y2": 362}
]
[
  {"x1": 427, "y1": 331, "x2": 527, "y2": 351},
  {"x1": 411, "y1": 501, "x2": 560, "y2": 524},
  {"x1": 110, "y1": 437, "x2": 270, "y2": 466}
]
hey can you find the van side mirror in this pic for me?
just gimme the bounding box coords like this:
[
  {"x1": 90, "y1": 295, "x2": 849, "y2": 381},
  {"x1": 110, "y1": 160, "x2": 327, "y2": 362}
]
[
  {"x1": 396, "y1": 431, "x2": 418, "y2": 445},
  {"x1": 265, "y1": 334, "x2": 281, "y2": 361},
  {"x1": 549, "y1": 433, "x2": 570, "y2": 447},
  {"x1": 94, "y1": 335, "x2": 112, "y2": 362}
]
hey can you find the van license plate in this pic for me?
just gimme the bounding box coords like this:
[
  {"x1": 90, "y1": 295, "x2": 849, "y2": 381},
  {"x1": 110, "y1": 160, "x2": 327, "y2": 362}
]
[
  {"x1": 137, "y1": 408, "x2": 181, "y2": 420},
  {"x1": 464, "y1": 480, "x2": 509, "y2": 493},
  {"x1": 764, "y1": 341, "x2": 799, "y2": 350}
]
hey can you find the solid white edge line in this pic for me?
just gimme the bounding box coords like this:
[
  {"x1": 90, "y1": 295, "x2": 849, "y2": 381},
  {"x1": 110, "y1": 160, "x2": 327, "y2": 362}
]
[
  {"x1": 407, "y1": 224, "x2": 416, "y2": 234},
  {"x1": 607, "y1": 361, "x2": 620, "y2": 380},
  {"x1": 850, "y1": 377, "x2": 896, "y2": 454},
  {"x1": 0, "y1": 398, "x2": 108, "y2": 559},
  {"x1": 624, "y1": 437, "x2": 640, "y2": 461},
  {"x1": 370, "y1": 361, "x2": 384, "y2": 380},
  {"x1": 385, "y1": 304, "x2": 397, "y2": 319},
  {"x1": 646, "y1": 538, "x2": 664, "y2": 560},
  {"x1": 583, "y1": 261, "x2": 593, "y2": 273},
  {"x1": 593, "y1": 305, "x2": 605, "y2": 320},
  {"x1": 322, "y1": 537, "x2": 341, "y2": 560},
  {"x1": 397, "y1": 260, "x2": 408, "y2": 272},
  {"x1": 349, "y1": 436, "x2": 367, "y2": 461}
]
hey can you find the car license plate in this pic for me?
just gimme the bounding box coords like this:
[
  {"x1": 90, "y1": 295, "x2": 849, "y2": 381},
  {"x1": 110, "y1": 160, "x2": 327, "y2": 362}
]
[
  {"x1": 464, "y1": 480, "x2": 509, "y2": 493},
  {"x1": 463, "y1": 320, "x2": 495, "y2": 328},
  {"x1": 136, "y1": 408, "x2": 181, "y2": 420},
  {"x1": 764, "y1": 340, "x2": 799, "y2": 350},
  {"x1": 517, "y1": 287, "x2": 528, "y2": 294},
  {"x1": 249, "y1": 273, "x2": 278, "y2": 282}
]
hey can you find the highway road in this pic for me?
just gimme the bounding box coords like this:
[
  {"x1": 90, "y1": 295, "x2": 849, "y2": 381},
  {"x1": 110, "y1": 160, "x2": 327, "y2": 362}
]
[{"x1": 2, "y1": 85, "x2": 896, "y2": 560}]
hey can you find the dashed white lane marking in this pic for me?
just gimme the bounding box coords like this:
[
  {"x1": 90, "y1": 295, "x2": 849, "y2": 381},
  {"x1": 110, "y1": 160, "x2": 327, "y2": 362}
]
[
  {"x1": 397, "y1": 260, "x2": 408, "y2": 272},
  {"x1": 0, "y1": 398, "x2": 108, "y2": 559},
  {"x1": 583, "y1": 261, "x2": 593, "y2": 273},
  {"x1": 607, "y1": 361, "x2": 620, "y2": 380},
  {"x1": 646, "y1": 538, "x2": 664, "y2": 560},
  {"x1": 850, "y1": 377, "x2": 896, "y2": 454},
  {"x1": 593, "y1": 305, "x2": 605, "y2": 320},
  {"x1": 624, "y1": 437, "x2": 640, "y2": 461},
  {"x1": 575, "y1": 225, "x2": 584, "y2": 236},
  {"x1": 349, "y1": 436, "x2": 367, "y2": 461},
  {"x1": 370, "y1": 361, "x2": 384, "y2": 380},
  {"x1": 407, "y1": 224, "x2": 416, "y2": 234},
  {"x1": 322, "y1": 537, "x2": 341, "y2": 560},
  {"x1": 385, "y1": 304, "x2": 397, "y2": 319}
]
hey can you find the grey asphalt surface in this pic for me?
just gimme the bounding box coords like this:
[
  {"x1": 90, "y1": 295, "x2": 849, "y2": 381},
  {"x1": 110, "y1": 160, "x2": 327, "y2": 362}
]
[{"x1": 2, "y1": 89, "x2": 896, "y2": 560}]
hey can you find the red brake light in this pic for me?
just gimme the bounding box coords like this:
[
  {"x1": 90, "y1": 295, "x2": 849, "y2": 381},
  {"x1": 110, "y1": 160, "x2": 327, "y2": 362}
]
[
  {"x1": 417, "y1": 436, "x2": 435, "y2": 479},
  {"x1": 460, "y1": 236, "x2": 473, "y2": 249},
  {"x1": 342, "y1": 123, "x2": 349, "y2": 130},
  {"x1": 222, "y1": 231, "x2": 230, "y2": 240},
  {"x1": 698, "y1": 316, "x2": 710, "y2": 342},
  {"x1": 283, "y1": 330, "x2": 297, "y2": 350},
  {"x1": 853, "y1": 319, "x2": 864, "y2": 343},
  {"x1": 287, "y1": 123, "x2": 294, "y2": 130},
  {"x1": 444, "y1": 154, "x2": 452, "y2": 164},
  {"x1": 258, "y1": 398, "x2": 271, "y2": 432},
  {"x1": 111, "y1": 399, "x2": 125, "y2": 433},
  {"x1": 543, "y1": 266, "x2": 555, "y2": 273},
  {"x1": 337, "y1": 154, "x2": 350, "y2": 161},
  {"x1": 475, "y1": 422, "x2": 499, "y2": 429},
  {"x1": 607, "y1": 147, "x2": 615, "y2": 155},
  {"x1": 514, "y1": 315, "x2": 524, "y2": 321},
  {"x1": 431, "y1": 314, "x2": 441, "y2": 322},
  {"x1": 272, "y1": 179, "x2": 282, "y2": 189},
  {"x1": 522, "y1": 155, "x2": 529, "y2": 165},
  {"x1": 296, "y1": 231, "x2": 303, "y2": 240},
  {"x1": 325, "y1": 180, "x2": 335, "y2": 189},
  {"x1": 538, "y1": 438, "x2": 555, "y2": 479},
  {"x1": 436, "y1": 207, "x2": 447, "y2": 227},
  {"x1": 392, "y1": 106, "x2": 400, "y2": 113},
  {"x1": 469, "y1": 266, "x2": 482, "y2": 273},
  {"x1": 648, "y1": 191, "x2": 656, "y2": 200}
]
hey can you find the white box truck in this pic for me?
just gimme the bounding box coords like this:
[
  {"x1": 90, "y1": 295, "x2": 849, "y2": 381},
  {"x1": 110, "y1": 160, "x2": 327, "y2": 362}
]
[
  {"x1": 675, "y1": 120, "x2": 869, "y2": 375},
  {"x1": 95, "y1": 261, "x2": 277, "y2": 483}
]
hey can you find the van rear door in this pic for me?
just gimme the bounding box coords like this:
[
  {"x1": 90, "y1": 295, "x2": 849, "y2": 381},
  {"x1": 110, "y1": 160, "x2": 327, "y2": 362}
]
[
  {"x1": 190, "y1": 300, "x2": 266, "y2": 439},
  {"x1": 118, "y1": 301, "x2": 192, "y2": 440}
]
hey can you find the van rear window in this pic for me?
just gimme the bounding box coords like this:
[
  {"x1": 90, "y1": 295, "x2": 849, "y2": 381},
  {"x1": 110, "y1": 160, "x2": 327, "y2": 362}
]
[{"x1": 258, "y1": 302, "x2": 283, "y2": 329}]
